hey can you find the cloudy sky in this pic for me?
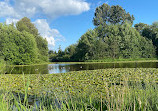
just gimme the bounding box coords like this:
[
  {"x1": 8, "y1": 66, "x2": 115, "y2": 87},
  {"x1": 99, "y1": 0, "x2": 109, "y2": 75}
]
[{"x1": 0, "y1": 0, "x2": 158, "y2": 51}]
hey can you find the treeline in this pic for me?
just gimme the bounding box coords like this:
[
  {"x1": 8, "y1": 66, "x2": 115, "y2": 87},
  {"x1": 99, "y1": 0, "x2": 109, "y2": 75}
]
[
  {"x1": 49, "y1": 4, "x2": 156, "y2": 62},
  {"x1": 0, "y1": 17, "x2": 48, "y2": 65}
]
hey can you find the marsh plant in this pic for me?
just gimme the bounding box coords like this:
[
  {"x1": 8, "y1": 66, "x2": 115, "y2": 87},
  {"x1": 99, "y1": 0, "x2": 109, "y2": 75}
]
[{"x1": 0, "y1": 68, "x2": 158, "y2": 110}]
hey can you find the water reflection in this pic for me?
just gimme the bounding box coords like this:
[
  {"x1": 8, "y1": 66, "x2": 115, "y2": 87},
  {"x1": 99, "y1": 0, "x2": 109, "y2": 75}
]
[
  {"x1": 4, "y1": 62, "x2": 158, "y2": 74},
  {"x1": 5, "y1": 64, "x2": 49, "y2": 74}
]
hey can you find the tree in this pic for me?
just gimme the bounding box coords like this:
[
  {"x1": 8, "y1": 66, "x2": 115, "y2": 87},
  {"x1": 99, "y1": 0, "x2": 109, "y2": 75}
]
[
  {"x1": 48, "y1": 50, "x2": 58, "y2": 62},
  {"x1": 48, "y1": 4, "x2": 156, "y2": 62},
  {"x1": 93, "y1": 3, "x2": 110, "y2": 26},
  {"x1": 65, "y1": 44, "x2": 76, "y2": 56},
  {"x1": 16, "y1": 17, "x2": 38, "y2": 36},
  {"x1": 152, "y1": 22, "x2": 158, "y2": 29},
  {"x1": 103, "y1": 25, "x2": 121, "y2": 58},
  {"x1": 93, "y1": 4, "x2": 134, "y2": 26},
  {"x1": 0, "y1": 24, "x2": 38, "y2": 65},
  {"x1": 16, "y1": 17, "x2": 49, "y2": 62},
  {"x1": 139, "y1": 22, "x2": 158, "y2": 55},
  {"x1": 95, "y1": 22, "x2": 155, "y2": 59},
  {"x1": 75, "y1": 29, "x2": 97, "y2": 61},
  {"x1": 57, "y1": 45, "x2": 64, "y2": 57},
  {"x1": 93, "y1": 38, "x2": 108, "y2": 59},
  {"x1": 134, "y1": 23, "x2": 148, "y2": 34},
  {"x1": 36, "y1": 35, "x2": 48, "y2": 62}
]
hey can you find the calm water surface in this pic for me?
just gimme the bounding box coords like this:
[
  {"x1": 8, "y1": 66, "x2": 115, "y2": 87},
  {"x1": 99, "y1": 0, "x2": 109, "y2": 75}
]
[{"x1": 4, "y1": 62, "x2": 158, "y2": 74}]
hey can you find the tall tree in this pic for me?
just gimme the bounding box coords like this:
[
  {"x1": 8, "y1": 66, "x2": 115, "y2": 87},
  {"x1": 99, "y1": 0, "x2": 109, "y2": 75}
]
[
  {"x1": 16, "y1": 17, "x2": 38, "y2": 36},
  {"x1": 16, "y1": 17, "x2": 49, "y2": 62},
  {"x1": 93, "y1": 4, "x2": 134, "y2": 26}
]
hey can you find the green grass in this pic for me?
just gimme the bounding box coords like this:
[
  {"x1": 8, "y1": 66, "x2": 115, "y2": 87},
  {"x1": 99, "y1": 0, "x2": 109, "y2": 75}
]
[{"x1": 0, "y1": 68, "x2": 158, "y2": 110}]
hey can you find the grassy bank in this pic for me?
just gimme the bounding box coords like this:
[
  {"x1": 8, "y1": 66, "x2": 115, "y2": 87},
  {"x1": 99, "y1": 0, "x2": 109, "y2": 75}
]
[
  {"x1": 50, "y1": 58, "x2": 158, "y2": 65},
  {"x1": 86, "y1": 58, "x2": 158, "y2": 63},
  {"x1": 5, "y1": 58, "x2": 158, "y2": 67},
  {"x1": 0, "y1": 68, "x2": 158, "y2": 110}
]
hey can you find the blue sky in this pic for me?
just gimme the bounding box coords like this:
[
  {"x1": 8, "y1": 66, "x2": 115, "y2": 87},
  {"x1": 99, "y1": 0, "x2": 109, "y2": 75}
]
[{"x1": 0, "y1": 0, "x2": 158, "y2": 51}]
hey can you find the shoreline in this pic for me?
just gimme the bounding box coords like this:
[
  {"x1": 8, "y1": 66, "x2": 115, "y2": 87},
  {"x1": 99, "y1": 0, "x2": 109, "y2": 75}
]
[{"x1": 6, "y1": 59, "x2": 158, "y2": 67}]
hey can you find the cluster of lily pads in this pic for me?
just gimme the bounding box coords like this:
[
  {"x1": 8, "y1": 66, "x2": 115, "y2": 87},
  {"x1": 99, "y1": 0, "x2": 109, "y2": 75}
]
[{"x1": 0, "y1": 68, "x2": 158, "y2": 110}]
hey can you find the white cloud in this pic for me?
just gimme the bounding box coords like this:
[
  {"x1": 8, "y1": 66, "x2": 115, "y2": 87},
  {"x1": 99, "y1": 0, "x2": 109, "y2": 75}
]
[
  {"x1": 6, "y1": 18, "x2": 19, "y2": 25},
  {"x1": 0, "y1": 0, "x2": 90, "y2": 19},
  {"x1": 0, "y1": 1, "x2": 19, "y2": 18},
  {"x1": 0, "y1": 0, "x2": 90, "y2": 49},
  {"x1": 39, "y1": 0, "x2": 90, "y2": 18},
  {"x1": 33, "y1": 19, "x2": 64, "y2": 48}
]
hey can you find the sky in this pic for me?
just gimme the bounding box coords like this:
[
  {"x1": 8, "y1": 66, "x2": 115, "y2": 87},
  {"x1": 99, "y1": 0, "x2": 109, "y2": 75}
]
[{"x1": 0, "y1": 0, "x2": 158, "y2": 51}]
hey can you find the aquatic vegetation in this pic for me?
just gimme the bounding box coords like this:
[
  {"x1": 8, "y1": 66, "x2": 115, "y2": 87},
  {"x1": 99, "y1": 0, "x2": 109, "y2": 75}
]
[{"x1": 0, "y1": 68, "x2": 158, "y2": 110}]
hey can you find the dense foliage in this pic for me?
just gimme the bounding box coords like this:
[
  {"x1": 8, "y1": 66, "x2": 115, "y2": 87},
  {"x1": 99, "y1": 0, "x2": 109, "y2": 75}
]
[
  {"x1": 16, "y1": 17, "x2": 49, "y2": 62},
  {"x1": 49, "y1": 4, "x2": 156, "y2": 62},
  {"x1": 93, "y1": 4, "x2": 135, "y2": 26},
  {"x1": 0, "y1": 4, "x2": 157, "y2": 63},
  {"x1": 0, "y1": 18, "x2": 48, "y2": 65},
  {"x1": 135, "y1": 22, "x2": 158, "y2": 55},
  {"x1": 0, "y1": 59, "x2": 5, "y2": 73}
]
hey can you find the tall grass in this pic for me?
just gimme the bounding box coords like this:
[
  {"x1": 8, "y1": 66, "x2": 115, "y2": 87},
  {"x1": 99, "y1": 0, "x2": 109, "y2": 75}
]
[{"x1": 0, "y1": 68, "x2": 158, "y2": 110}]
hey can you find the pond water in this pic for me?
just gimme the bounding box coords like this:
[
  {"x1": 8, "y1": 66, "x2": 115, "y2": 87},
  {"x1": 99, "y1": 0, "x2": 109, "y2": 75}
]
[{"x1": 4, "y1": 62, "x2": 158, "y2": 74}]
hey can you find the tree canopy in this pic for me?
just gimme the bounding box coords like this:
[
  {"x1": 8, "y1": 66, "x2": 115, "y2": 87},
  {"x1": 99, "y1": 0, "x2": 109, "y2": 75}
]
[
  {"x1": 0, "y1": 17, "x2": 49, "y2": 65},
  {"x1": 0, "y1": 4, "x2": 157, "y2": 64},
  {"x1": 16, "y1": 17, "x2": 38, "y2": 36},
  {"x1": 49, "y1": 4, "x2": 156, "y2": 62},
  {"x1": 135, "y1": 22, "x2": 158, "y2": 55},
  {"x1": 16, "y1": 17, "x2": 49, "y2": 62},
  {"x1": 93, "y1": 4, "x2": 135, "y2": 26},
  {"x1": 0, "y1": 23, "x2": 38, "y2": 64}
]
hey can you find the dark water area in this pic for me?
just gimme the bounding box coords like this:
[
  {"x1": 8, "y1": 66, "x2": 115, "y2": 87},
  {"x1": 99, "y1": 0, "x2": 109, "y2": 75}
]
[{"x1": 3, "y1": 62, "x2": 158, "y2": 74}]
